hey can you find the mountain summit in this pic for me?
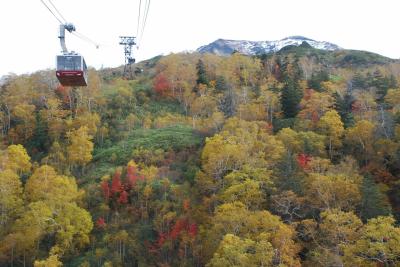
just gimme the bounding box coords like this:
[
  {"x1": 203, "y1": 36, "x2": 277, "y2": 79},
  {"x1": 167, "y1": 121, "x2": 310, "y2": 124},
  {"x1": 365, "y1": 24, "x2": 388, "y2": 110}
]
[{"x1": 196, "y1": 36, "x2": 341, "y2": 56}]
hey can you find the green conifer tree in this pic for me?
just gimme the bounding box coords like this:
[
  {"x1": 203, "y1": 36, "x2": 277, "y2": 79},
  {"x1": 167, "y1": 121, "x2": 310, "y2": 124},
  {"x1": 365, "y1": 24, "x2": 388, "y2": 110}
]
[
  {"x1": 281, "y1": 78, "x2": 303, "y2": 118},
  {"x1": 196, "y1": 59, "x2": 209, "y2": 86},
  {"x1": 360, "y1": 175, "x2": 392, "y2": 221}
]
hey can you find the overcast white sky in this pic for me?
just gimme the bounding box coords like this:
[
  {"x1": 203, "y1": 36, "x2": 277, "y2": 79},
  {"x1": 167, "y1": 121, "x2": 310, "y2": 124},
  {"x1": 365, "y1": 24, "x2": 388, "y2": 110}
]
[{"x1": 1, "y1": 0, "x2": 399, "y2": 76}]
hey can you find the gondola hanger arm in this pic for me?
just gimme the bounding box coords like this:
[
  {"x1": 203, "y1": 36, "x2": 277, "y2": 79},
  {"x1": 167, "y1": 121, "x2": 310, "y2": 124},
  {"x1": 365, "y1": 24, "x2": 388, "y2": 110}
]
[{"x1": 59, "y1": 23, "x2": 76, "y2": 54}]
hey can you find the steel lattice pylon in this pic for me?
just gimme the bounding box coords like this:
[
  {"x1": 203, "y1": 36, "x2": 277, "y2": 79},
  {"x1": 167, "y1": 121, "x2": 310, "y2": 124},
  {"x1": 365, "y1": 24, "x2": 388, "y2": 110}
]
[{"x1": 119, "y1": 36, "x2": 136, "y2": 79}]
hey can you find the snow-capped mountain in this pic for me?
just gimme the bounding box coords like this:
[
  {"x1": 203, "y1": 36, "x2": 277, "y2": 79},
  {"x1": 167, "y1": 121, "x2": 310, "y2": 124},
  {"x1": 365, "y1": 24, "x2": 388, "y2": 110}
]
[{"x1": 196, "y1": 36, "x2": 341, "y2": 56}]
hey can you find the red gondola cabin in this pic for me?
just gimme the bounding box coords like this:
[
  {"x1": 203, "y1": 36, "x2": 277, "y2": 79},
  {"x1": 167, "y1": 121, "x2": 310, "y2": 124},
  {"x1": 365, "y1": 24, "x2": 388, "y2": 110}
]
[{"x1": 56, "y1": 54, "x2": 88, "y2": 86}]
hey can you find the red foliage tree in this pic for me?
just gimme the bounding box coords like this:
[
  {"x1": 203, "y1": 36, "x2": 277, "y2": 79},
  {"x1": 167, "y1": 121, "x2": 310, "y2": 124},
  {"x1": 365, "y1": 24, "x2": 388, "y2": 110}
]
[
  {"x1": 151, "y1": 219, "x2": 198, "y2": 251},
  {"x1": 101, "y1": 181, "x2": 110, "y2": 201},
  {"x1": 111, "y1": 171, "x2": 123, "y2": 195},
  {"x1": 156, "y1": 232, "x2": 167, "y2": 247},
  {"x1": 188, "y1": 223, "x2": 198, "y2": 238},
  {"x1": 169, "y1": 219, "x2": 188, "y2": 240},
  {"x1": 297, "y1": 153, "x2": 312, "y2": 169},
  {"x1": 153, "y1": 73, "x2": 170, "y2": 96},
  {"x1": 118, "y1": 190, "x2": 129, "y2": 204},
  {"x1": 127, "y1": 164, "x2": 140, "y2": 187},
  {"x1": 96, "y1": 217, "x2": 106, "y2": 228}
]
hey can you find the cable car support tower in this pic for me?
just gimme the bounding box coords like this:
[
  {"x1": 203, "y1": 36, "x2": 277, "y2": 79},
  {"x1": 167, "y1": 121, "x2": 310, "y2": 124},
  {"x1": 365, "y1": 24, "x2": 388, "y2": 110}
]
[{"x1": 119, "y1": 36, "x2": 136, "y2": 79}]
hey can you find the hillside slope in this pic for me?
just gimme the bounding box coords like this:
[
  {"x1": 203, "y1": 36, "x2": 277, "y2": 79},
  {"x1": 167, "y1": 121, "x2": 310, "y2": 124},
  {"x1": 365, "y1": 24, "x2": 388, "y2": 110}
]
[{"x1": 1, "y1": 46, "x2": 400, "y2": 266}]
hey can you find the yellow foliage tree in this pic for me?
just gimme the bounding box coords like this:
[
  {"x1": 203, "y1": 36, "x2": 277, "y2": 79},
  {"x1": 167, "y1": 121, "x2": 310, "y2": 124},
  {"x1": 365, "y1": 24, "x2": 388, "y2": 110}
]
[
  {"x1": 319, "y1": 209, "x2": 363, "y2": 248},
  {"x1": 5, "y1": 201, "x2": 53, "y2": 261},
  {"x1": 345, "y1": 120, "x2": 376, "y2": 161},
  {"x1": 277, "y1": 128, "x2": 326, "y2": 157},
  {"x1": 24, "y1": 165, "x2": 81, "y2": 204},
  {"x1": 202, "y1": 133, "x2": 248, "y2": 179},
  {"x1": 34, "y1": 254, "x2": 63, "y2": 267},
  {"x1": 277, "y1": 128, "x2": 302, "y2": 155},
  {"x1": 5, "y1": 162, "x2": 92, "y2": 263},
  {"x1": 125, "y1": 113, "x2": 138, "y2": 132},
  {"x1": 237, "y1": 103, "x2": 267, "y2": 121},
  {"x1": 317, "y1": 110, "x2": 344, "y2": 158},
  {"x1": 39, "y1": 98, "x2": 70, "y2": 141},
  {"x1": 207, "y1": 234, "x2": 274, "y2": 267},
  {"x1": 220, "y1": 179, "x2": 264, "y2": 209},
  {"x1": 384, "y1": 88, "x2": 400, "y2": 111},
  {"x1": 0, "y1": 169, "x2": 23, "y2": 228},
  {"x1": 206, "y1": 202, "x2": 301, "y2": 266},
  {"x1": 220, "y1": 167, "x2": 272, "y2": 209},
  {"x1": 305, "y1": 173, "x2": 361, "y2": 211},
  {"x1": 299, "y1": 90, "x2": 334, "y2": 127},
  {"x1": 0, "y1": 144, "x2": 31, "y2": 174},
  {"x1": 67, "y1": 126, "x2": 94, "y2": 167},
  {"x1": 11, "y1": 103, "x2": 36, "y2": 142},
  {"x1": 219, "y1": 53, "x2": 261, "y2": 89},
  {"x1": 258, "y1": 84, "x2": 280, "y2": 124},
  {"x1": 72, "y1": 112, "x2": 100, "y2": 136},
  {"x1": 53, "y1": 203, "x2": 93, "y2": 253},
  {"x1": 352, "y1": 90, "x2": 377, "y2": 121},
  {"x1": 343, "y1": 216, "x2": 400, "y2": 266}
]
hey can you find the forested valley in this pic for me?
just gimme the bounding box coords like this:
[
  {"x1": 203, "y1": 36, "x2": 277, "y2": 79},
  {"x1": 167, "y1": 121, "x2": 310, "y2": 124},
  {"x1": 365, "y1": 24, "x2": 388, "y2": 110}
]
[{"x1": 2, "y1": 45, "x2": 400, "y2": 266}]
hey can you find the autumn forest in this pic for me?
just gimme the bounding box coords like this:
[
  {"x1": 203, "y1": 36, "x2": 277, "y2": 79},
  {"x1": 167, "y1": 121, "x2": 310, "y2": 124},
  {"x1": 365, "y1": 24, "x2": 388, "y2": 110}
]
[{"x1": 2, "y1": 45, "x2": 400, "y2": 266}]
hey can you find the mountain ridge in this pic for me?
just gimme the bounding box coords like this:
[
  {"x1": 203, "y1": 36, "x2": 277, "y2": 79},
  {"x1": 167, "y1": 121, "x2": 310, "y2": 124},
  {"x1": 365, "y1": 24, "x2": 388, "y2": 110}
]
[{"x1": 197, "y1": 36, "x2": 341, "y2": 56}]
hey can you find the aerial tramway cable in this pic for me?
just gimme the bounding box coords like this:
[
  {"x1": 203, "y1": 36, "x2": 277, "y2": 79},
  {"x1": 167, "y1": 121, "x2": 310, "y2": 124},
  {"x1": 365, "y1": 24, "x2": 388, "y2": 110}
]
[
  {"x1": 40, "y1": 0, "x2": 150, "y2": 51},
  {"x1": 72, "y1": 31, "x2": 100, "y2": 49},
  {"x1": 136, "y1": 0, "x2": 142, "y2": 40},
  {"x1": 48, "y1": 0, "x2": 67, "y2": 23},
  {"x1": 40, "y1": 0, "x2": 64, "y2": 24},
  {"x1": 138, "y1": 0, "x2": 151, "y2": 47}
]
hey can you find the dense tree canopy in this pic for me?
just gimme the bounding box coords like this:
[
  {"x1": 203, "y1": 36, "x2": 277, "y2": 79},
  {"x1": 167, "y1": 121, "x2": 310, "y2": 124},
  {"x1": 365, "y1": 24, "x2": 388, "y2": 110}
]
[{"x1": 1, "y1": 47, "x2": 400, "y2": 266}]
